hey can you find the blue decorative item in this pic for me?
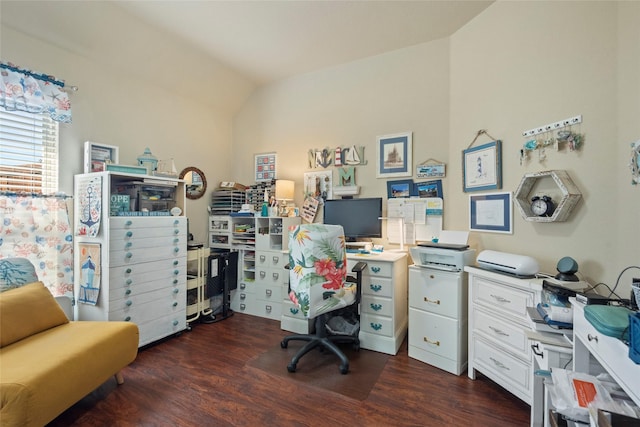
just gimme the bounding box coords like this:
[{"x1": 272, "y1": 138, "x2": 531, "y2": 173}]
[{"x1": 137, "y1": 147, "x2": 158, "y2": 174}]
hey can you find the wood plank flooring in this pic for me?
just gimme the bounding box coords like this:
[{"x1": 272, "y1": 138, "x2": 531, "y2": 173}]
[{"x1": 48, "y1": 314, "x2": 530, "y2": 426}]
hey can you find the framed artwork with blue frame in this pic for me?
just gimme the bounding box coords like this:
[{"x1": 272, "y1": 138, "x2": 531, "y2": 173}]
[
  {"x1": 469, "y1": 191, "x2": 512, "y2": 234},
  {"x1": 387, "y1": 179, "x2": 414, "y2": 198},
  {"x1": 414, "y1": 179, "x2": 443, "y2": 199},
  {"x1": 462, "y1": 140, "x2": 502, "y2": 192},
  {"x1": 376, "y1": 132, "x2": 412, "y2": 178}
]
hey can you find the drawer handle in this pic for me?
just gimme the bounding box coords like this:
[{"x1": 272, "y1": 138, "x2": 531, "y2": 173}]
[
  {"x1": 240, "y1": 303, "x2": 246, "y2": 310},
  {"x1": 424, "y1": 297, "x2": 440, "y2": 305},
  {"x1": 126, "y1": 231, "x2": 133, "y2": 237},
  {"x1": 174, "y1": 238, "x2": 179, "y2": 244},
  {"x1": 488, "y1": 326, "x2": 509, "y2": 337},
  {"x1": 272, "y1": 272, "x2": 279, "y2": 280},
  {"x1": 124, "y1": 316, "x2": 131, "y2": 321},
  {"x1": 587, "y1": 334, "x2": 598, "y2": 342},
  {"x1": 125, "y1": 252, "x2": 133, "y2": 259},
  {"x1": 125, "y1": 220, "x2": 133, "y2": 226},
  {"x1": 126, "y1": 300, "x2": 132, "y2": 306},
  {"x1": 272, "y1": 256, "x2": 279, "y2": 264},
  {"x1": 531, "y1": 343, "x2": 543, "y2": 358},
  {"x1": 174, "y1": 247, "x2": 180, "y2": 253},
  {"x1": 265, "y1": 305, "x2": 272, "y2": 313},
  {"x1": 173, "y1": 269, "x2": 180, "y2": 275},
  {"x1": 173, "y1": 279, "x2": 178, "y2": 285},
  {"x1": 490, "y1": 294, "x2": 511, "y2": 304},
  {"x1": 173, "y1": 288, "x2": 179, "y2": 294},
  {"x1": 240, "y1": 283, "x2": 246, "y2": 290},
  {"x1": 371, "y1": 266, "x2": 381, "y2": 274},
  {"x1": 125, "y1": 242, "x2": 132, "y2": 248},
  {"x1": 489, "y1": 357, "x2": 510, "y2": 371},
  {"x1": 126, "y1": 268, "x2": 132, "y2": 274},
  {"x1": 125, "y1": 279, "x2": 132, "y2": 286},
  {"x1": 174, "y1": 219, "x2": 179, "y2": 225},
  {"x1": 173, "y1": 260, "x2": 179, "y2": 266},
  {"x1": 125, "y1": 289, "x2": 132, "y2": 295},
  {"x1": 370, "y1": 303, "x2": 382, "y2": 311},
  {"x1": 370, "y1": 284, "x2": 382, "y2": 292},
  {"x1": 260, "y1": 255, "x2": 266, "y2": 262},
  {"x1": 240, "y1": 293, "x2": 246, "y2": 300},
  {"x1": 370, "y1": 323, "x2": 382, "y2": 331},
  {"x1": 423, "y1": 337, "x2": 440, "y2": 346},
  {"x1": 260, "y1": 271, "x2": 266, "y2": 278},
  {"x1": 266, "y1": 289, "x2": 272, "y2": 297},
  {"x1": 173, "y1": 301, "x2": 178, "y2": 307},
  {"x1": 173, "y1": 320, "x2": 179, "y2": 326},
  {"x1": 290, "y1": 308, "x2": 299, "y2": 315},
  {"x1": 174, "y1": 229, "x2": 180, "y2": 235}
]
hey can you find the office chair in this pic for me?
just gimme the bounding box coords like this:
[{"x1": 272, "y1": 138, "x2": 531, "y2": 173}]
[{"x1": 280, "y1": 224, "x2": 366, "y2": 374}]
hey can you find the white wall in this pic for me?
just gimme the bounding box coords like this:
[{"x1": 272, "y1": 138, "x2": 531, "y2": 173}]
[
  {"x1": 235, "y1": 1, "x2": 639, "y2": 296},
  {"x1": 1, "y1": 23, "x2": 241, "y2": 244},
  {"x1": 233, "y1": 38, "x2": 451, "y2": 216}
]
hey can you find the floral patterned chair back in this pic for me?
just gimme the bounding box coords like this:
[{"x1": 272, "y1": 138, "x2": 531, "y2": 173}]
[{"x1": 288, "y1": 224, "x2": 355, "y2": 319}]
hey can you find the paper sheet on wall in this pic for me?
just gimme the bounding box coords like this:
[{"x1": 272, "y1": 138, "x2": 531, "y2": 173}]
[{"x1": 386, "y1": 198, "x2": 443, "y2": 245}]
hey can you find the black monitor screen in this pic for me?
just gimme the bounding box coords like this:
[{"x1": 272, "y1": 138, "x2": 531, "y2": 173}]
[{"x1": 323, "y1": 198, "x2": 382, "y2": 241}]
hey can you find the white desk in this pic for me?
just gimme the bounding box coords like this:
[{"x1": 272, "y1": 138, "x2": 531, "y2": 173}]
[
  {"x1": 572, "y1": 298, "x2": 640, "y2": 408},
  {"x1": 347, "y1": 251, "x2": 408, "y2": 355}
]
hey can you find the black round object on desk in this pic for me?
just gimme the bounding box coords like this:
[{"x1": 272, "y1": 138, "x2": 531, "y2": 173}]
[{"x1": 555, "y1": 256, "x2": 579, "y2": 281}]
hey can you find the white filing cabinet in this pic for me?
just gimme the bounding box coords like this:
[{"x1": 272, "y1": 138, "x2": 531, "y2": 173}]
[
  {"x1": 74, "y1": 172, "x2": 187, "y2": 347},
  {"x1": 408, "y1": 266, "x2": 469, "y2": 375},
  {"x1": 348, "y1": 252, "x2": 408, "y2": 355},
  {"x1": 466, "y1": 266, "x2": 544, "y2": 405}
]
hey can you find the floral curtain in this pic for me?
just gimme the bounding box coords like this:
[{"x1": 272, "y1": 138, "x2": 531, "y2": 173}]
[
  {"x1": 0, "y1": 192, "x2": 74, "y2": 296},
  {"x1": 0, "y1": 62, "x2": 72, "y2": 123}
]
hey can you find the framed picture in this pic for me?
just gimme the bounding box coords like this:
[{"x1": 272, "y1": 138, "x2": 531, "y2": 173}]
[
  {"x1": 376, "y1": 132, "x2": 412, "y2": 178},
  {"x1": 255, "y1": 153, "x2": 277, "y2": 182},
  {"x1": 469, "y1": 191, "x2": 512, "y2": 234},
  {"x1": 387, "y1": 179, "x2": 414, "y2": 199},
  {"x1": 84, "y1": 141, "x2": 119, "y2": 173},
  {"x1": 462, "y1": 140, "x2": 502, "y2": 192},
  {"x1": 416, "y1": 163, "x2": 446, "y2": 178},
  {"x1": 414, "y1": 179, "x2": 443, "y2": 199}
]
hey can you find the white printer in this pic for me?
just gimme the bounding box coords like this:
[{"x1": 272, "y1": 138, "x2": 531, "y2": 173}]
[{"x1": 410, "y1": 244, "x2": 475, "y2": 272}]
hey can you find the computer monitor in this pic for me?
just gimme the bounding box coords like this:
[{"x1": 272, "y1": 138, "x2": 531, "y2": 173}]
[{"x1": 323, "y1": 197, "x2": 382, "y2": 241}]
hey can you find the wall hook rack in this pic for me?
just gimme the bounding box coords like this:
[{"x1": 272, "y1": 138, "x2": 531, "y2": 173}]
[{"x1": 522, "y1": 114, "x2": 582, "y2": 138}]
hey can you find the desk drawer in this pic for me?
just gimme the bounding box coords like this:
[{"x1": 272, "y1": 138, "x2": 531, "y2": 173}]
[
  {"x1": 111, "y1": 217, "x2": 185, "y2": 230},
  {"x1": 361, "y1": 312, "x2": 393, "y2": 337},
  {"x1": 110, "y1": 259, "x2": 185, "y2": 290},
  {"x1": 473, "y1": 306, "x2": 531, "y2": 359},
  {"x1": 362, "y1": 295, "x2": 393, "y2": 317},
  {"x1": 362, "y1": 277, "x2": 393, "y2": 298},
  {"x1": 472, "y1": 335, "x2": 531, "y2": 402},
  {"x1": 409, "y1": 308, "x2": 461, "y2": 360},
  {"x1": 409, "y1": 268, "x2": 463, "y2": 318},
  {"x1": 472, "y1": 277, "x2": 534, "y2": 323},
  {"x1": 256, "y1": 251, "x2": 287, "y2": 269},
  {"x1": 110, "y1": 248, "x2": 186, "y2": 266}
]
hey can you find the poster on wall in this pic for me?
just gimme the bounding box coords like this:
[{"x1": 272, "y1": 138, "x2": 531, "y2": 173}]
[
  {"x1": 255, "y1": 153, "x2": 277, "y2": 182},
  {"x1": 78, "y1": 242, "x2": 101, "y2": 305},
  {"x1": 76, "y1": 175, "x2": 102, "y2": 237}
]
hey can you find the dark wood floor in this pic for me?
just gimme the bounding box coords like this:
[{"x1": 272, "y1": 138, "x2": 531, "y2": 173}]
[{"x1": 49, "y1": 314, "x2": 529, "y2": 426}]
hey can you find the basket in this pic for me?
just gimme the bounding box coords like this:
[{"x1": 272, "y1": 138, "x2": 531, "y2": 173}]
[{"x1": 630, "y1": 312, "x2": 640, "y2": 364}]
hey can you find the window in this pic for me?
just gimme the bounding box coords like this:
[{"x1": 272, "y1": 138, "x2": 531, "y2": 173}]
[{"x1": 0, "y1": 110, "x2": 59, "y2": 193}]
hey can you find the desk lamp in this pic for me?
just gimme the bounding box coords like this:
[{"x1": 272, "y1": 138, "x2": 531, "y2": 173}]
[{"x1": 275, "y1": 179, "x2": 295, "y2": 216}]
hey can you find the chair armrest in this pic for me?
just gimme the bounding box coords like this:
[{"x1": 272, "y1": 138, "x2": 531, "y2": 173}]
[{"x1": 351, "y1": 261, "x2": 367, "y2": 273}]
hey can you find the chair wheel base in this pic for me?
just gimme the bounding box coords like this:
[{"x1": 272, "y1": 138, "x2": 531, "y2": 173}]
[
  {"x1": 339, "y1": 365, "x2": 349, "y2": 375},
  {"x1": 280, "y1": 340, "x2": 288, "y2": 349},
  {"x1": 287, "y1": 363, "x2": 297, "y2": 373}
]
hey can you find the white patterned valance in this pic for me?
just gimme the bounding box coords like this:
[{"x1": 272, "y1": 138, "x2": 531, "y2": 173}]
[{"x1": 0, "y1": 62, "x2": 72, "y2": 123}]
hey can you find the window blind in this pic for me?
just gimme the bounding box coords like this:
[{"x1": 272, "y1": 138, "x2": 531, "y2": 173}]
[{"x1": 0, "y1": 110, "x2": 59, "y2": 193}]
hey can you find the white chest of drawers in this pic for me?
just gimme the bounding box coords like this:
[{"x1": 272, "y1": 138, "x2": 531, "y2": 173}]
[
  {"x1": 408, "y1": 266, "x2": 469, "y2": 375},
  {"x1": 465, "y1": 266, "x2": 544, "y2": 404},
  {"x1": 74, "y1": 172, "x2": 187, "y2": 347},
  {"x1": 348, "y1": 252, "x2": 408, "y2": 355}
]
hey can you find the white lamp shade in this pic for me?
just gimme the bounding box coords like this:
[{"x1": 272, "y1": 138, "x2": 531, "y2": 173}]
[{"x1": 275, "y1": 179, "x2": 295, "y2": 201}]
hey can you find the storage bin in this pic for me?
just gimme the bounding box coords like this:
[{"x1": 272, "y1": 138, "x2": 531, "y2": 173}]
[{"x1": 630, "y1": 312, "x2": 640, "y2": 364}]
